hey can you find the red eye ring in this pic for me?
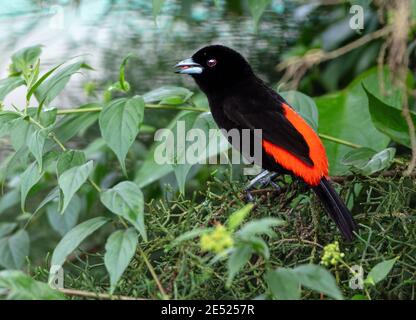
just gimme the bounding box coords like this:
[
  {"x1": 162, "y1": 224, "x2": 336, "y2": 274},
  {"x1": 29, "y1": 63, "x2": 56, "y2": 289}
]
[{"x1": 207, "y1": 59, "x2": 217, "y2": 67}]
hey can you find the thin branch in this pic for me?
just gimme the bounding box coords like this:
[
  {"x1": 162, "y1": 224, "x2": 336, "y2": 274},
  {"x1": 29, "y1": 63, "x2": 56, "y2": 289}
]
[
  {"x1": 56, "y1": 104, "x2": 208, "y2": 115},
  {"x1": 59, "y1": 288, "x2": 146, "y2": 300}
]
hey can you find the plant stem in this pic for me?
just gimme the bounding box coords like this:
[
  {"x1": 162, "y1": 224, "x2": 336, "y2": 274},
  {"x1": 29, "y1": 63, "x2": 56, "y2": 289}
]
[
  {"x1": 138, "y1": 247, "x2": 169, "y2": 300},
  {"x1": 59, "y1": 288, "x2": 146, "y2": 300},
  {"x1": 318, "y1": 133, "x2": 361, "y2": 148},
  {"x1": 25, "y1": 113, "x2": 102, "y2": 193},
  {"x1": 56, "y1": 104, "x2": 208, "y2": 115}
]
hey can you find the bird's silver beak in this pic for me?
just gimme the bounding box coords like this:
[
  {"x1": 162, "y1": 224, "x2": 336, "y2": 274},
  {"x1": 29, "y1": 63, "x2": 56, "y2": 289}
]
[{"x1": 174, "y1": 58, "x2": 203, "y2": 74}]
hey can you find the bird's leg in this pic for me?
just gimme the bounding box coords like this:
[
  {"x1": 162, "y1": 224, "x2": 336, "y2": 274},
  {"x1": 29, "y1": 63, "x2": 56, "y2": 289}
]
[{"x1": 245, "y1": 170, "x2": 280, "y2": 202}]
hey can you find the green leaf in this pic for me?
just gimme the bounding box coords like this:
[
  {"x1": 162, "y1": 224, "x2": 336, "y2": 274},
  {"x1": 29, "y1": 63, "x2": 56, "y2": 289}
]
[
  {"x1": 0, "y1": 230, "x2": 30, "y2": 270},
  {"x1": 227, "y1": 245, "x2": 252, "y2": 286},
  {"x1": 0, "y1": 111, "x2": 21, "y2": 137},
  {"x1": 341, "y1": 147, "x2": 377, "y2": 167},
  {"x1": 248, "y1": 236, "x2": 270, "y2": 259},
  {"x1": 152, "y1": 0, "x2": 165, "y2": 19},
  {"x1": 237, "y1": 218, "x2": 285, "y2": 239},
  {"x1": 99, "y1": 96, "x2": 145, "y2": 175},
  {"x1": 248, "y1": 0, "x2": 271, "y2": 29},
  {"x1": 227, "y1": 204, "x2": 254, "y2": 231},
  {"x1": 357, "y1": 148, "x2": 395, "y2": 175},
  {"x1": 0, "y1": 223, "x2": 17, "y2": 238},
  {"x1": 58, "y1": 161, "x2": 93, "y2": 213},
  {"x1": 342, "y1": 147, "x2": 396, "y2": 175},
  {"x1": 56, "y1": 150, "x2": 86, "y2": 177},
  {"x1": 47, "y1": 195, "x2": 81, "y2": 236},
  {"x1": 35, "y1": 61, "x2": 92, "y2": 107},
  {"x1": 50, "y1": 217, "x2": 109, "y2": 271},
  {"x1": 293, "y1": 264, "x2": 343, "y2": 300},
  {"x1": 143, "y1": 86, "x2": 193, "y2": 104},
  {"x1": 10, "y1": 117, "x2": 34, "y2": 152},
  {"x1": 172, "y1": 112, "x2": 230, "y2": 193},
  {"x1": 104, "y1": 228, "x2": 138, "y2": 294},
  {"x1": 20, "y1": 162, "x2": 43, "y2": 212},
  {"x1": 169, "y1": 228, "x2": 210, "y2": 249},
  {"x1": 366, "y1": 258, "x2": 397, "y2": 286},
  {"x1": 10, "y1": 45, "x2": 42, "y2": 77},
  {"x1": 52, "y1": 103, "x2": 100, "y2": 146},
  {"x1": 0, "y1": 190, "x2": 20, "y2": 216},
  {"x1": 0, "y1": 270, "x2": 65, "y2": 300},
  {"x1": 119, "y1": 55, "x2": 132, "y2": 92},
  {"x1": 315, "y1": 68, "x2": 392, "y2": 175},
  {"x1": 100, "y1": 181, "x2": 146, "y2": 241},
  {"x1": 134, "y1": 111, "x2": 194, "y2": 188},
  {"x1": 28, "y1": 62, "x2": 64, "y2": 106},
  {"x1": 0, "y1": 77, "x2": 25, "y2": 101},
  {"x1": 27, "y1": 129, "x2": 47, "y2": 171},
  {"x1": 364, "y1": 85, "x2": 416, "y2": 148},
  {"x1": 280, "y1": 90, "x2": 319, "y2": 131},
  {"x1": 34, "y1": 187, "x2": 60, "y2": 214},
  {"x1": 265, "y1": 268, "x2": 300, "y2": 300}
]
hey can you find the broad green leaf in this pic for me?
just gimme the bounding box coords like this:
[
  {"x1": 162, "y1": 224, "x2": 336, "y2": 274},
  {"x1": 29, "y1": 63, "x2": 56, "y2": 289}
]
[
  {"x1": 237, "y1": 218, "x2": 285, "y2": 238},
  {"x1": 100, "y1": 181, "x2": 146, "y2": 241},
  {"x1": 47, "y1": 195, "x2": 81, "y2": 236},
  {"x1": 357, "y1": 148, "x2": 395, "y2": 175},
  {"x1": 35, "y1": 61, "x2": 92, "y2": 107},
  {"x1": 172, "y1": 112, "x2": 230, "y2": 193},
  {"x1": 341, "y1": 147, "x2": 376, "y2": 167},
  {"x1": 366, "y1": 258, "x2": 397, "y2": 286},
  {"x1": 34, "y1": 187, "x2": 59, "y2": 214},
  {"x1": 99, "y1": 96, "x2": 145, "y2": 175},
  {"x1": 20, "y1": 162, "x2": 43, "y2": 212},
  {"x1": 50, "y1": 217, "x2": 109, "y2": 271},
  {"x1": 38, "y1": 108, "x2": 57, "y2": 127},
  {"x1": 143, "y1": 86, "x2": 193, "y2": 104},
  {"x1": 10, "y1": 117, "x2": 34, "y2": 152},
  {"x1": 0, "y1": 230, "x2": 30, "y2": 270},
  {"x1": 0, "y1": 190, "x2": 20, "y2": 215},
  {"x1": 0, "y1": 223, "x2": 17, "y2": 238},
  {"x1": 56, "y1": 150, "x2": 86, "y2": 177},
  {"x1": 227, "y1": 245, "x2": 252, "y2": 286},
  {"x1": 104, "y1": 228, "x2": 138, "y2": 294},
  {"x1": 0, "y1": 77, "x2": 25, "y2": 100},
  {"x1": 315, "y1": 68, "x2": 392, "y2": 175},
  {"x1": 265, "y1": 268, "x2": 300, "y2": 300},
  {"x1": 364, "y1": 86, "x2": 416, "y2": 148},
  {"x1": 159, "y1": 95, "x2": 187, "y2": 105},
  {"x1": 28, "y1": 129, "x2": 47, "y2": 171},
  {"x1": 249, "y1": 236, "x2": 270, "y2": 259},
  {"x1": 227, "y1": 204, "x2": 254, "y2": 231},
  {"x1": 280, "y1": 90, "x2": 318, "y2": 131},
  {"x1": 248, "y1": 0, "x2": 271, "y2": 29},
  {"x1": 0, "y1": 111, "x2": 20, "y2": 137},
  {"x1": 134, "y1": 111, "x2": 197, "y2": 188},
  {"x1": 52, "y1": 103, "x2": 100, "y2": 146},
  {"x1": 293, "y1": 264, "x2": 343, "y2": 300},
  {"x1": 10, "y1": 45, "x2": 42, "y2": 77},
  {"x1": 58, "y1": 161, "x2": 93, "y2": 213},
  {"x1": 0, "y1": 270, "x2": 65, "y2": 300},
  {"x1": 342, "y1": 147, "x2": 396, "y2": 175}
]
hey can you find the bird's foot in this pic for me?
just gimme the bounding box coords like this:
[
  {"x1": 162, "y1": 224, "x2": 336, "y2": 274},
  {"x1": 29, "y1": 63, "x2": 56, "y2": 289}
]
[{"x1": 244, "y1": 170, "x2": 280, "y2": 202}]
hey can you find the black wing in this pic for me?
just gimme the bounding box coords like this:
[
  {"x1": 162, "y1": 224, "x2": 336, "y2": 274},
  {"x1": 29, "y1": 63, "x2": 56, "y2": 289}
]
[{"x1": 223, "y1": 97, "x2": 313, "y2": 166}]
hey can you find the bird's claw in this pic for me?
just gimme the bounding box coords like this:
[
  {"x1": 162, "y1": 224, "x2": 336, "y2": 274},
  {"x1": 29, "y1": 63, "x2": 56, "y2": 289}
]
[{"x1": 244, "y1": 170, "x2": 280, "y2": 202}]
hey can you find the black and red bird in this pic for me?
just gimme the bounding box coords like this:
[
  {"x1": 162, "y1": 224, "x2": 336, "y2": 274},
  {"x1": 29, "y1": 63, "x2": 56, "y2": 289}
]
[{"x1": 175, "y1": 45, "x2": 357, "y2": 241}]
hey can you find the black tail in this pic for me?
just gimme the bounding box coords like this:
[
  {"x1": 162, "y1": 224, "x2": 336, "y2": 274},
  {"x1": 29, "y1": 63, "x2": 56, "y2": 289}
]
[{"x1": 313, "y1": 177, "x2": 358, "y2": 241}]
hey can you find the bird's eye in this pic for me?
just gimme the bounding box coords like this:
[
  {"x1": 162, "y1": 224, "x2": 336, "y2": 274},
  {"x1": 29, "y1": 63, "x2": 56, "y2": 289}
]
[{"x1": 207, "y1": 59, "x2": 217, "y2": 68}]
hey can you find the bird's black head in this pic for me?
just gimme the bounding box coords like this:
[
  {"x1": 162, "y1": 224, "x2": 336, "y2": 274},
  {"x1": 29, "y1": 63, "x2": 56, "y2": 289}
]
[{"x1": 174, "y1": 45, "x2": 254, "y2": 95}]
